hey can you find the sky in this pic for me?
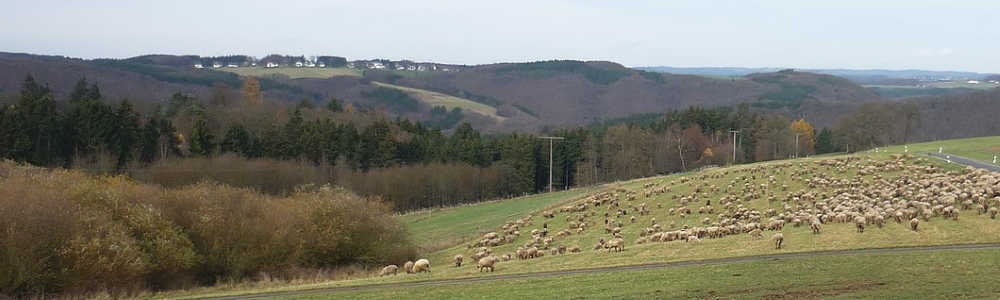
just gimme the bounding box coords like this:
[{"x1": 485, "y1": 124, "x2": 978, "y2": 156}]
[{"x1": 2, "y1": 0, "x2": 998, "y2": 73}]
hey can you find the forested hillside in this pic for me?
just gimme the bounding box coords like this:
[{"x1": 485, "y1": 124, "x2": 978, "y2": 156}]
[{"x1": 1, "y1": 75, "x2": 935, "y2": 211}]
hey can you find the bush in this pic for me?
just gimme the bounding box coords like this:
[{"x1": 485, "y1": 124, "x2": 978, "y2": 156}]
[{"x1": 0, "y1": 160, "x2": 415, "y2": 298}]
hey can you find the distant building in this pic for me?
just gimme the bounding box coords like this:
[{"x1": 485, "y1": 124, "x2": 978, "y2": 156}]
[
  {"x1": 295, "y1": 61, "x2": 304, "y2": 67},
  {"x1": 227, "y1": 63, "x2": 239, "y2": 68},
  {"x1": 967, "y1": 80, "x2": 980, "y2": 84},
  {"x1": 266, "y1": 62, "x2": 280, "y2": 68},
  {"x1": 194, "y1": 63, "x2": 203, "y2": 69},
  {"x1": 212, "y1": 62, "x2": 222, "y2": 68},
  {"x1": 318, "y1": 62, "x2": 326, "y2": 68}
]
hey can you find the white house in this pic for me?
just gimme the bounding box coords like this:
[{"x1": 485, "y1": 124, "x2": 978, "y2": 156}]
[
  {"x1": 967, "y1": 80, "x2": 980, "y2": 84},
  {"x1": 318, "y1": 62, "x2": 326, "y2": 68},
  {"x1": 295, "y1": 61, "x2": 304, "y2": 67},
  {"x1": 212, "y1": 62, "x2": 222, "y2": 68},
  {"x1": 227, "y1": 63, "x2": 239, "y2": 68},
  {"x1": 266, "y1": 62, "x2": 280, "y2": 68},
  {"x1": 194, "y1": 63, "x2": 203, "y2": 69},
  {"x1": 371, "y1": 62, "x2": 386, "y2": 69}
]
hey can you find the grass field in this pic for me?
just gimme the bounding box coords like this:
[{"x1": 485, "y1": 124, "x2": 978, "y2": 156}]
[
  {"x1": 151, "y1": 136, "x2": 1000, "y2": 300},
  {"x1": 401, "y1": 187, "x2": 600, "y2": 252},
  {"x1": 881, "y1": 135, "x2": 1000, "y2": 165},
  {"x1": 220, "y1": 67, "x2": 363, "y2": 79},
  {"x1": 285, "y1": 249, "x2": 1000, "y2": 299},
  {"x1": 372, "y1": 82, "x2": 505, "y2": 120}
]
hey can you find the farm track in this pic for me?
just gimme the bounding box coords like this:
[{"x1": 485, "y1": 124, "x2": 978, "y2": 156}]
[
  {"x1": 926, "y1": 152, "x2": 1000, "y2": 173},
  {"x1": 197, "y1": 243, "x2": 1000, "y2": 300}
]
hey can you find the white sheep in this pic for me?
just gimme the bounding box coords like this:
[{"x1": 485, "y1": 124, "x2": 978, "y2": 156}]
[
  {"x1": 454, "y1": 254, "x2": 464, "y2": 267},
  {"x1": 378, "y1": 265, "x2": 398, "y2": 276},
  {"x1": 910, "y1": 218, "x2": 919, "y2": 231},
  {"x1": 403, "y1": 261, "x2": 415, "y2": 274},
  {"x1": 412, "y1": 259, "x2": 431, "y2": 273},
  {"x1": 773, "y1": 233, "x2": 784, "y2": 250},
  {"x1": 478, "y1": 256, "x2": 499, "y2": 272},
  {"x1": 686, "y1": 235, "x2": 700, "y2": 243},
  {"x1": 605, "y1": 238, "x2": 625, "y2": 252}
]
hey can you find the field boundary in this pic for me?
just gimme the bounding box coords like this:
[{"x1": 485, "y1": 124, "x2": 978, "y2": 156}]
[{"x1": 194, "y1": 243, "x2": 1000, "y2": 300}]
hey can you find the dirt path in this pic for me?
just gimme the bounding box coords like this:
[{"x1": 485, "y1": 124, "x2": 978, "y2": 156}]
[{"x1": 199, "y1": 243, "x2": 1000, "y2": 300}]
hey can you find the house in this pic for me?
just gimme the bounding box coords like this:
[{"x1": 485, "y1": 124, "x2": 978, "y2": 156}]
[
  {"x1": 306, "y1": 61, "x2": 316, "y2": 67},
  {"x1": 295, "y1": 61, "x2": 304, "y2": 67},
  {"x1": 370, "y1": 62, "x2": 386, "y2": 69},
  {"x1": 227, "y1": 63, "x2": 239, "y2": 68},
  {"x1": 212, "y1": 62, "x2": 222, "y2": 68},
  {"x1": 967, "y1": 80, "x2": 980, "y2": 84},
  {"x1": 266, "y1": 62, "x2": 280, "y2": 68},
  {"x1": 318, "y1": 62, "x2": 326, "y2": 68},
  {"x1": 407, "y1": 65, "x2": 417, "y2": 71},
  {"x1": 347, "y1": 62, "x2": 356, "y2": 68},
  {"x1": 194, "y1": 63, "x2": 203, "y2": 69},
  {"x1": 396, "y1": 65, "x2": 406, "y2": 71},
  {"x1": 417, "y1": 65, "x2": 427, "y2": 71}
]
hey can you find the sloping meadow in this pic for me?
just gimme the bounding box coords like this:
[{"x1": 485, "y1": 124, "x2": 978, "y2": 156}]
[{"x1": 0, "y1": 160, "x2": 415, "y2": 298}]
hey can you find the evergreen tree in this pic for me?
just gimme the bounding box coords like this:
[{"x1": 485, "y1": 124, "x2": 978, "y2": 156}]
[
  {"x1": 188, "y1": 116, "x2": 216, "y2": 156},
  {"x1": 109, "y1": 99, "x2": 142, "y2": 170},
  {"x1": 815, "y1": 127, "x2": 835, "y2": 154}
]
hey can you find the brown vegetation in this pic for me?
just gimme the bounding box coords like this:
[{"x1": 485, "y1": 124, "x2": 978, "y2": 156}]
[{"x1": 0, "y1": 160, "x2": 415, "y2": 298}]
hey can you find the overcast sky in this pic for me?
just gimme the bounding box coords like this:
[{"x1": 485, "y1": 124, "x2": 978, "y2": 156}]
[{"x1": 2, "y1": 0, "x2": 997, "y2": 73}]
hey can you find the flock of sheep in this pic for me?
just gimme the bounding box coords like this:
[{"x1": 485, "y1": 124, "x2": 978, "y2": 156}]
[{"x1": 378, "y1": 153, "x2": 1000, "y2": 276}]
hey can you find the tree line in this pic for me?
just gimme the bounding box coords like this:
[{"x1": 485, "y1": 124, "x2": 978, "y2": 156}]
[{"x1": 0, "y1": 75, "x2": 922, "y2": 211}]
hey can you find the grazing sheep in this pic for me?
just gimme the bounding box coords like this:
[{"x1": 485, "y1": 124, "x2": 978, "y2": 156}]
[
  {"x1": 412, "y1": 259, "x2": 431, "y2": 273},
  {"x1": 569, "y1": 245, "x2": 581, "y2": 253},
  {"x1": 686, "y1": 235, "x2": 700, "y2": 243},
  {"x1": 501, "y1": 254, "x2": 511, "y2": 261},
  {"x1": 855, "y1": 216, "x2": 866, "y2": 233},
  {"x1": 477, "y1": 256, "x2": 498, "y2": 272},
  {"x1": 990, "y1": 207, "x2": 998, "y2": 219},
  {"x1": 454, "y1": 254, "x2": 464, "y2": 267},
  {"x1": 810, "y1": 221, "x2": 821, "y2": 234},
  {"x1": 379, "y1": 265, "x2": 398, "y2": 276},
  {"x1": 403, "y1": 261, "x2": 415, "y2": 274},
  {"x1": 605, "y1": 238, "x2": 625, "y2": 252},
  {"x1": 910, "y1": 218, "x2": 919, "y2": 231},
  {"x1": 749, "y1": 228, "x2": 763, "y2": 239},
  {"x1": 773, "y1": 233, "x2": 784, "y2": 250}
]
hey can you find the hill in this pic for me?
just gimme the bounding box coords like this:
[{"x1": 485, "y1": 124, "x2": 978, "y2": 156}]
[
  {"x1": 388, "y1": 61, "x2": 883, "y2": 129},
  {"x1": 152, "y1": 137, "x2": 1000, "y2": 299},
  {"x1": 13, "y1": 53, "x2": 996, "y2": 135}
]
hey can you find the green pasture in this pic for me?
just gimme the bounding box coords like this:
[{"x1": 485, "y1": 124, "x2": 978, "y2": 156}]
[
  {"x1": 151, "y1": 140, "x2": 1000, "y2": 300},
  {"x1": 287, "y1": 248, "x2": 1000, "y2": 299},
  {"x1": 372, "y1": 82, "x2": 505, "y2": 120}
]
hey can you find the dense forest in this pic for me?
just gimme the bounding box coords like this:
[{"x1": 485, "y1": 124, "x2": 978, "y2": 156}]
[{"x1": 0, "y1": 75, "x2": 926, "y2": 211}]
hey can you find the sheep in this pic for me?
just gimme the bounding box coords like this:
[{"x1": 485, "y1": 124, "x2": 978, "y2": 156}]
[
  {"x1": 855, "y1": 216, "x2": 866, "y2": 233},
  {"x1": 686, "y1": 235, "x2": 700, "y2": 243},
  {"x1": 749, "y1": 228, "x2": 763, "y2": 239},
  {"x1": 403, "y1": 261, "x2": 415, "y2": 274},
  {"x1": 910, "y1": 218, "x2": 919, "y2": 231},
  {"x1": 605, "y1": 238, "x2": 625, "y2": 252},
  {"x1": 569, "y1": 245, "x2": 581, "y2": 253},
  {"x1": 810, "y1": 221, "x2": 821, "y2": 234},
  {"x1": 454, "y1": 254, "x2": 464, "y2": 267},
  {"x1": 379, "y1": 265, "x2": 398, "y2": 276},
  {"x1": 773, "y1": 233, "x2": 784, "y2": 250},
  {"x1": 501, "y1": 254, "x2": 512, "y2": 261},
  {"x1": 412, "y1": 259, "x2": 431, "y2": 273},
  {"x1": 477, "y1": 256, "x2": 498, "y2": 272},
  {"x1": 990, "y1": 207, "x2": 998, "y2": 219}
]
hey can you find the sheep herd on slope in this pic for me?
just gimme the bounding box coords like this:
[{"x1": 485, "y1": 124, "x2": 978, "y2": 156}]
[{"x1": 378, "y1": 154, "x2": 1000, "y2": 276}]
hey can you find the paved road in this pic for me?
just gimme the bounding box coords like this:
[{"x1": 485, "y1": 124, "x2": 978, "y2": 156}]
[
  {"x1": 926, "y1": 152, "x2": 1000, "y2": 173},
  {"x1": 198, "y1": 243, "x2": 1000, "y2": 300}
]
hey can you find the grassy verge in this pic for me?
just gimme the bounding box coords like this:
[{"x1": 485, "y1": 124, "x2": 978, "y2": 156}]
[{"x1": 881, "y1": 135, "x2": 1000, "y2": 164}]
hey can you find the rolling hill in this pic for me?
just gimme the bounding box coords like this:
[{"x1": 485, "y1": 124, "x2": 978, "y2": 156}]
[{"x1": 4, "y1": 52, "x2": 999, "y2": 138}]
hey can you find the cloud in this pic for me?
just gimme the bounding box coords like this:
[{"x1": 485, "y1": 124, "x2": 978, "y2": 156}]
[{"x1": 915, "y1": 48, "x2": 955, "y2": 57}]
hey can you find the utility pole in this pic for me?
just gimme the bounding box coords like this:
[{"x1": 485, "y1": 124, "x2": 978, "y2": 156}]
[
  {"x1": 794, "y1": 133, "x2": 803, "y2": 158},
  {"x1": 729, "y1": 130, "x2": 741, "y2": 164},
  {"x1": 538, "y1": 136, "x2": 564, "y2": 193}
]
